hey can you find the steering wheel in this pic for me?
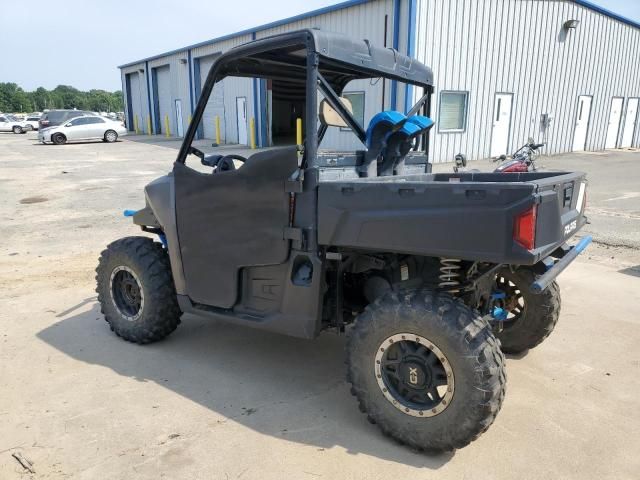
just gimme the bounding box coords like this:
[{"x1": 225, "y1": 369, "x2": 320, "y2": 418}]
[{"x1": 216, "y1": 154, "x2": 248, "y2": 172}]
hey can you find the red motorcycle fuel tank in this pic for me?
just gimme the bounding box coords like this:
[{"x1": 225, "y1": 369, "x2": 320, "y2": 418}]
[{"x1": 495, "y1": 159, "x2": 529, "y2": 173}]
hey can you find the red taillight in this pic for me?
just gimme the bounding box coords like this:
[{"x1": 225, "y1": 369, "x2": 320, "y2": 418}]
[{"x1": 513, "y1": 205, "x2": 537, "y2": 250}]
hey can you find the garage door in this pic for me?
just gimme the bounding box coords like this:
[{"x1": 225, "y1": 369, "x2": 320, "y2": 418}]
[
  {"x1": 154, "y1": 65, "x2": 172, "y2": 135},
  {"x1": 126, "y1": 72, "x2": 144, "y2": 133},
  {"x1": 197, "y1": 54, "x2": 226, "y2": 141}
]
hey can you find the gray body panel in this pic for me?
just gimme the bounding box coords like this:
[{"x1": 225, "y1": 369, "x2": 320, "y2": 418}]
[{"x1": 317, "y1": 171, "x2": 587, "y2": 266}]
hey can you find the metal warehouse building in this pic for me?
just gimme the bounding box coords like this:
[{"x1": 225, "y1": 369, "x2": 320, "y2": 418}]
[{"x1": 119, "y1": 0, "x2": 640, "y2": 163}]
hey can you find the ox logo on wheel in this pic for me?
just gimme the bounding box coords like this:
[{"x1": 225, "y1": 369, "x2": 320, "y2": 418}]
[{"x1": 409, "y1": 367, "x2": 418, "y2": 385}]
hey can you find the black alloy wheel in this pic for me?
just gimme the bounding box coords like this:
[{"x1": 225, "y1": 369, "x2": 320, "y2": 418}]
[
  {"x1": 376, "y1": 333, "x2": 454, "y2": 417},
  {"x1": 110, "y1": 266, "x2": 144, "y2": 321}
]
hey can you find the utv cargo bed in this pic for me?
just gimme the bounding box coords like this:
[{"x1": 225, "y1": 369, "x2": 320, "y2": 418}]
[{"x1": 318, "y1": 171, "x2": 587, "y2": 265}]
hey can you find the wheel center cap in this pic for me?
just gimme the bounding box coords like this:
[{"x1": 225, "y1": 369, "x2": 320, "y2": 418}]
[{"x1": 400, "y1": 361, "x2": 428, "y2": 389}]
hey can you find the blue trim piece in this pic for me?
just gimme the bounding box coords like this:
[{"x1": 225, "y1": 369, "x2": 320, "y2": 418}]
[
  {"x1": 123, "y1": 209, "x2": 138, "y2": 217},
  {"x1": 492, "y1": 307, "x2": 508, "y2": 322},
  {"x1": 145, "y1": 61, "x2": 153, "y2": 134},
  {"x1": 490, "y1": 292, "x2": 507, "y2": 300},
  {"x1": 573, "y1": 0, "x2": 640, "y2": 30},
  {"x1": 404, "y1": 0, "x2": 417, "y2": 114},
  {"x1": 575, "y1": 235, "x2": 592, "y2": 254},
  {"x1": 118, "y1": 0, "x2": 373, "y2": 68},
  {"x1": 158, "y1": 233, "x2": 168, "y2": 248},
  {"x1": 390, "y1": 0, "x2": 401, "y2": 110},
  {"x1": 193, "y1": 57, "x2": 203, "y2": 140},
  {"x1": 187, "y1": 50, "x2": 194, "y2": 115}
]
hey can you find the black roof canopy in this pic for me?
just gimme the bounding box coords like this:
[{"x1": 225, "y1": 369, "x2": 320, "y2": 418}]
[{"x1": 216, "y1": 29, "x2": 434, "y2": 91}]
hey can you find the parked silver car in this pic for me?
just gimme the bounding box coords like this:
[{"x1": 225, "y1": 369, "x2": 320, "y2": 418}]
[
  {"x1": 0, "y1": 114, "x2": 29, "y2": 134},
  {"x1": 38, "y1": 116, "x2": 127, "y2": 145}
]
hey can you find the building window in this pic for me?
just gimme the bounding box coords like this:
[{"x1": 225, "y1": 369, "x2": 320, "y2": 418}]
[
  {"x1": 340, "y1": 91, "x2": 365, "y2": 131},
  {"x1": 438, "y1": 91, "x2": 468, "y2": 132}
]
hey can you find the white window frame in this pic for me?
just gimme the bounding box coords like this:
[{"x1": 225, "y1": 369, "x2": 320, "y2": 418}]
[{"x1": 438, "y1": 90, "x2": 469, "y2": 133}]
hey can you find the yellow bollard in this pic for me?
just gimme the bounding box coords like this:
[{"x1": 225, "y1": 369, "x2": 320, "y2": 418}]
[
  {"x1": 146, "y1": 116, "x2": 152, "y2": 135},
  {"x1": 250, "y1": 118, "x2": 256, "y2": 149},
  {"x1": 164, "y1": 114, "x2": 170, "y2": 138},
  {"x1": 296, "y1": 117, "x2": 302, "y2": 146},
  {"x1": 134, "y1": 115, "x2": 139, "y2": 134},
  {"x1": 215, "y1": 116, "x2": 221, "y2": 145}
]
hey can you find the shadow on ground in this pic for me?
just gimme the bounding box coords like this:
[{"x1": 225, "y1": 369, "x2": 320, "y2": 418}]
[
  {"x1": 619, "y1": 265, "x2": 640, "y2": 278},
  {"x1": 37, "y1": 299, "x2": 453, "y2": 468}
]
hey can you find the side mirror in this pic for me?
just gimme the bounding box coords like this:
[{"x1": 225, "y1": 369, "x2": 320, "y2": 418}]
[
  {"x1": 319, "y1": 97, "x2": 353, "y2": 128},
  {"x1": 65, "y1": 123, "x2": 73, "y2": 127}
]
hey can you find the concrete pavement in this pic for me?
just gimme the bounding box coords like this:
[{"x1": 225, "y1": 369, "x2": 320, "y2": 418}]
[{"x1": 1, "y1": 132, "x2": 639, "y2": 479}]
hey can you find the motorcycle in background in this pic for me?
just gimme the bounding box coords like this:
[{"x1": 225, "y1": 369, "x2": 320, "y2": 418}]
[
  {"x1": 453, "y1": 139, "x2": 545, "y2": 174},
  {"x1": 493, "y1": 139, "x2": 545, "y2": 173}
]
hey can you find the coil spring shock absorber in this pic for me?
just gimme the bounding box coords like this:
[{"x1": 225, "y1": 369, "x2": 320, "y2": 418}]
[{"x1": 439, "y1": 258, "x2": 462, "y2": 293}]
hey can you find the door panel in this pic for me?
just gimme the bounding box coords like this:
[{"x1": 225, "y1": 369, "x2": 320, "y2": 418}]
[
  {"x1": 236, "y1": 97, "x2": 248, "y2": 145},
  {"x1": 88, "y1": 119, "x2": 106, "y2": 138},
  {"x1": 491, "y1": 93, "x2": 513, "y2": 157},
  {"x1": 154, "y1": 65, "x2": 172, "y2": 135},
  {"x1": 66, "y1": 120, "x2": 89, "y2": 140},
  {"x1": 174, "y1": 147, "x2": 298, "y2": 308},
  {"x1": 175, "y1": 99, "x2": 184, "y2": 137},
  {"x1": 605, "y1": 97, "x2": 624, "y2": 149},
  {"x1": 621, "y1": 98, "x2": 639, "y2": 148},
  {"x1": 572, "y1": 96, "x2": 592, "y2": 151}
]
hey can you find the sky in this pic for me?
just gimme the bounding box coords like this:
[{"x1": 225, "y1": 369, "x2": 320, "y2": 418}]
[{"x1": 1, "y1": 0, "x2": 639, "y2": 93}]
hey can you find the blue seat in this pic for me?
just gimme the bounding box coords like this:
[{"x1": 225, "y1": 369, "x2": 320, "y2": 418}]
[
  {"x1": 365, "y1": 110, "x2": 406, "y2": 149},
  {"x1": 362, "y1": 111, "x2": 435, "y2": 176}
]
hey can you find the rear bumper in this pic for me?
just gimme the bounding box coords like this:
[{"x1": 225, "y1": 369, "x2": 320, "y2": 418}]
[{"x1": 531, "y1": 236, "x2": 592, "y2": 293}]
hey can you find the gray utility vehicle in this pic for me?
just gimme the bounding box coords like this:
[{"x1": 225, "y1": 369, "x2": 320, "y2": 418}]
[{"x1": 96, "y1": 30, "x2": 591, "y2": 452}]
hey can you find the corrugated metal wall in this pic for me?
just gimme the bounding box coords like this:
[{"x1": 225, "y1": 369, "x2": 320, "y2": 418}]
[
  {"x1": 414, "y1": 0, "x2": 640, "y2": 162},
  {"x1": 120, "y1": 0, "x2": 640, "y2": 161}
]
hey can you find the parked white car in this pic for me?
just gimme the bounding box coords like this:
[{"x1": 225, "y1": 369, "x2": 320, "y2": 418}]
[
  {"x1": 23, "y1": 115, "x2": 41, "y2": 131},
  {"x1": 38, "y1": 115, "x2": 127, "y2": 145},
  {"x1": 0, "y1": 114, "x2": 29, "y2": 134}
]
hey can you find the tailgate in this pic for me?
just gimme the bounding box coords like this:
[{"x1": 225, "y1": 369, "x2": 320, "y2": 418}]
[{"x1": 533, "y1": 171, "x2": 588, "y2": 256}]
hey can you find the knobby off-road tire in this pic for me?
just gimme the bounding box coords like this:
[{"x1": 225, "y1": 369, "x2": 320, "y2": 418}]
[
  {"x1": 494, "y1": 268, "x2": 561, "y2": 354},
  {"x1": 96, "y1": 236, "x2": 181, "y2": 344},
  {"x1": 347, "y1": 289, "x2": 506, "y2": 452}
]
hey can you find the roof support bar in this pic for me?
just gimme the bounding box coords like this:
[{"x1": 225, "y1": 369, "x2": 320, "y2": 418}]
[
  {"x1": 406, "y1": 91, "x2": 430, "y2": 117},
  {"x1": 317, "y1": 72, "x2": 367, "y2": 145}
]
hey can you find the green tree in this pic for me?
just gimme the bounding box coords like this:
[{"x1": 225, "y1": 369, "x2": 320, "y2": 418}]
[
  {"x1": 0, "y1": 83, "x2": 33, "y2": 112},
  {"x1": 0, "y1": 83, "x2": 124, "y2": 113}
]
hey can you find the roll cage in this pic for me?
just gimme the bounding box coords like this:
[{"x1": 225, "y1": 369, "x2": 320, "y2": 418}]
[{"x1": 178, "y1": 29, "x2": 435, "y2": 168}]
